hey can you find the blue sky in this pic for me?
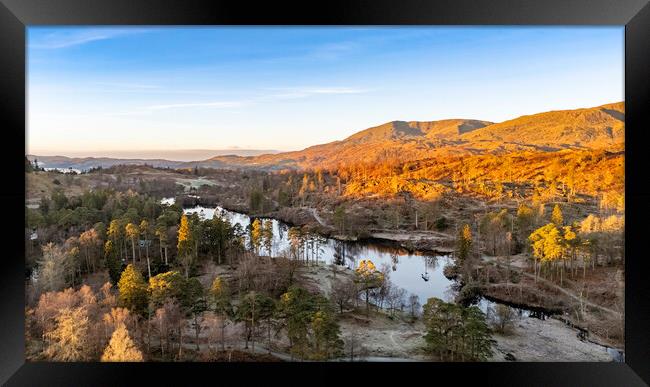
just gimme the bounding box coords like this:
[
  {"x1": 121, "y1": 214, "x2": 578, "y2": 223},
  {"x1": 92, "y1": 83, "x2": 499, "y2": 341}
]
[{"x1": 27, "y1": 26, "x2": 624, "y2": 156}]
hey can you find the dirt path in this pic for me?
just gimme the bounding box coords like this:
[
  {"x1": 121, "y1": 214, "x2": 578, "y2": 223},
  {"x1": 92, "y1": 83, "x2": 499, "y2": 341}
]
[{"x1": 307, "y1": 207, "x2": 330, "y2": 228}]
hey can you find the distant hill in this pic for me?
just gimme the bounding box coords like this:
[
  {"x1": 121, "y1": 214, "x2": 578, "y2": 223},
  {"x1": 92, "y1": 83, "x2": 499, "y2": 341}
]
[
  {"x1": 344, "y1": 119, "x2": 493, "y2": 144},
  {"x1": 206, "y1": 102, "x2": 624, "y2": 169},
  {"x1": 28, "y1": 102, "x2": 624, "y2": 172},
  {"x1": 462, "y1": 102, "x2": 624, "y2": 150},
  {"x1": 26, "y1": 155, "x2": 187, "y2": 171}
]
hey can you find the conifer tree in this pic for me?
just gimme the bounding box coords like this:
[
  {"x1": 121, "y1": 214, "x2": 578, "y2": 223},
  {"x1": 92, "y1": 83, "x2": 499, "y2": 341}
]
[
  {"x1": 108, "y1": 219, "x2": 125, "y2": 260},
  {"x1": 104, "y1": 240, "x2": 122, "y2": 285},
  {"x1": 177, "y1": 214, "x2": 191, "y2": 257},
  {"x1": 209, "y1": 276, "x2": 233, "y2": 350},
  {"x1": 262, "y1": 219, "x2": 274, "y2": 256},
  {"x1": 101, "y1": 323, "x2": 144, "y2": 362},
  {"x1": 551, "y1": 204, "x2": 564, "y2": 226},
  {"x1": 249, "y1": 218, "x2": 262, "y2": 253},
  {"x1": 117, "y1": 264, "x2": 148, "y2": 316},
  {"x1": 140, "y1": 219, "x2": 151, "y2": 278},
  {"x1": 125, "y1": 223, "x2": 139, "y2": 264},
  {"x1": 457, "y1": 224, "x2": 473, "y2": 262}
]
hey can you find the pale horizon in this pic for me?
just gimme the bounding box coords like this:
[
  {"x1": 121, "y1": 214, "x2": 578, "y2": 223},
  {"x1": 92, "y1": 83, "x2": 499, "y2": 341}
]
[
  {"x1": 28, "y1": 26, "x2": 624, "y2": 156},
  {"x1": 27, "y1": 148, "x2": 283, "y2": 161}
]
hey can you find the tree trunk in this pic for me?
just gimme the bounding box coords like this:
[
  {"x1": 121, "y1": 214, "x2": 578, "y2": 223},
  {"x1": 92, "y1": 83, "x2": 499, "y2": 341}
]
[
  {"x1": 131, "y1": 239, "x2": 136, "y2": 264},
  {"x1": 195, "y1": 315, "x2": 200, "y2": 351},
  {"x1": 178, "y1": 322, "x2": 183, "y2": 359},
  {"x1": 365, "y1": 288, "x2": 370, "y2": 317},
  {"x1": 221, "y1": 319, "x2": 226, "y2": 351},
  {"x1": 160, "y1": 320, "x2": 165, "y2": 358},
  {"x1": 251, "y1": 302, "x2": 256, "y2": 353},
  {"x1": 147, "y1": 315, "x2": 151, "y2": 354},
  {"x1": 267, "y1": 321, "x2": 272, "y2": 354}
]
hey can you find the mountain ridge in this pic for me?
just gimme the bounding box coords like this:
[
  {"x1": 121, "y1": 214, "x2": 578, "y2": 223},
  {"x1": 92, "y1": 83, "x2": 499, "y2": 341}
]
[{"x1": 29, "y1": 101, "x2": 624, "y2": 171}]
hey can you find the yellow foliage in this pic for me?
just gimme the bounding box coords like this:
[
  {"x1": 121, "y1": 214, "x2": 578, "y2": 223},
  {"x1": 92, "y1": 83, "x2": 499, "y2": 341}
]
[
  {"x1": 101, "y1": 323, "x2": 143, "y2": 362},
  {"x1": 355, "y1": 259, "x2": 377, "y2": 276},
  {"x1": 177, "y1": 214, "x2": 191, "y2": 256},
  {"x1": 125, "y1": 223, "x2": 139, "y2": 239},
  {"x1": 551, "y1": 204, "x2": 563, "y2": 225},
  {"x1": 529, "y1": 223, "x2": 564, "y2": 263}
]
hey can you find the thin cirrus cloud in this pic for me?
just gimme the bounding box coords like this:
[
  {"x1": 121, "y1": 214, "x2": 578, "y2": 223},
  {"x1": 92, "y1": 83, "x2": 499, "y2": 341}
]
[
  {"x1": 101, "y1": 86, "x2": 369, "y2": 117},
  {"x1": 92, "y1": 81, "x2": 161, "y2": 90},
  {"x1": 29, "y1": 28, "x2": 151, "y2": 49},
  {"x1": 140, "y1": 87, "x2": 368, "y2": 110},
  {"x1": 145, "y1": 101, "x2": 248, "y2": 110},
  {"x1": 266, "y1": 86, "x2": 370, "y2": 100},
  {"x1": 308, "y1": 41, "x2": 359, "y2": 60}
]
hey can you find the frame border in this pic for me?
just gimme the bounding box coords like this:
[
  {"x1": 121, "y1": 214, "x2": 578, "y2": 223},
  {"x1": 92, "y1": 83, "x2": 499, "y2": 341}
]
[{"x1": 1, "y1": 0, "x2": 649, "y2": 385}]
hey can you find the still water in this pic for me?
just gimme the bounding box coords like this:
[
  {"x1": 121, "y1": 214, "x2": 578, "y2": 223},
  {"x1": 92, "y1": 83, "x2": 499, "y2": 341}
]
[
  {"x1": 183, "y1": 204, "x2": 455, "y2": 306},
  {"x1": 162, "y1": 199, "x2": 623, "y2": 361}
]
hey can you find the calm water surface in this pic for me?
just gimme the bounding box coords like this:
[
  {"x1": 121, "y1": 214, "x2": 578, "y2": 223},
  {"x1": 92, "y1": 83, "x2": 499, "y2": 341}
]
[{"x1": 162, "y1": 198, "x2": 623, "y2": 361}]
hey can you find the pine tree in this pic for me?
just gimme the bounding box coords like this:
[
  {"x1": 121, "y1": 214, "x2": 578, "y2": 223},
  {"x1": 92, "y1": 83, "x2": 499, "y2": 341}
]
[
  {"x1": 551, "y1": 204, "x2": 564, "y2": 226},
  {"x1": 108, "y1": 219, "x2": 125, "y2": 261},
  {"x1": 177, "y1": 214, "x2": 194, "y2": 277},
  {"x1": 354, "y1": 260, "x2": 384, "y2": 317},
  {"x1": 101, "y1": 324, "x2": 144, "y2": 362},
  {"x1": 139, "y1": 219, "x2": 151, "y2": 278},
  {"x1": 155, "y1": 225, "x2": 169, "y2": 265},
  {"x1": 105, "y1": 240, "x2": 122, "y2": 285},
  {"x1": 249, "y1": 218, "x2": 262, "y2": 253},
  {"x1": 209, "y1": 276, "x2": 233, "y2": 350},
  {"x1": 117, "y1": 264, "x2": 148, "y2": 316},
  {"x1": 456, "y1": 224, "x2": 472, "y2": 262},
  {"x1": 177, "y1": 214, "x2": 191, "y2": 257},
  {"x1": 148, "y1": 271, "x2": 185, "y2": 308},
  {"x1": 262, "y1": 219, "x2": 274, "y2": 256},
  {"x1": 125, "y1": 223, "x2": 139, "y2": 264}
]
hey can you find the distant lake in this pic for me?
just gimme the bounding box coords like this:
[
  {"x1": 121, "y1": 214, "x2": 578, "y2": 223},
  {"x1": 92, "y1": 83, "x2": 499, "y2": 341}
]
[{"x1": 43, "y1": 167, "x2": 82, "y2": 174}]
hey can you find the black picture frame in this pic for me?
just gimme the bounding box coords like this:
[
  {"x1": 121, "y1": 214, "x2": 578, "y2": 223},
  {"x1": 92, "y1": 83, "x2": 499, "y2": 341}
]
[{"x1": 1, "y1": 0, "x2": 649, "y2": 385}]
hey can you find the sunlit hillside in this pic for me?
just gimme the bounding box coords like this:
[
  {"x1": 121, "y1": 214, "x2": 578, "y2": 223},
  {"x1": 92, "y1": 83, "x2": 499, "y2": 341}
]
[{"x1": 203, "y1": 102, "x2": 624, "y2": 170}]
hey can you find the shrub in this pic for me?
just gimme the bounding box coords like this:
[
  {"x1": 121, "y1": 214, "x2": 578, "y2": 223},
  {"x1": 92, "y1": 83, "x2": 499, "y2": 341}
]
[{"x1": 435, "y1": 217, "x2": 449, "y2": 230}]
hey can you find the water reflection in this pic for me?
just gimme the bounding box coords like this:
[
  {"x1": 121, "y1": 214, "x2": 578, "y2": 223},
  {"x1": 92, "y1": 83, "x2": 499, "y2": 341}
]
[
  {"x1": 184, "y1": 205, "x2": 455, "y2": 305},
  {"x1": 180, "y1": 203, "x2": 624, "y2": 362}
]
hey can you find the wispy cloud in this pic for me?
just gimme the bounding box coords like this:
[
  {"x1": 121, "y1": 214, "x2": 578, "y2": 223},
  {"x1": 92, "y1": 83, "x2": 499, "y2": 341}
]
[
  {"x1": 309, "y1": 41, "x2": 359, "y2": 60},
  {"x1": 92, "y1": 81, "x2": 161, "y2": 90},
  {"x1": 29, "y1": 28, "x2": 151, "y2": 49},
  {"x1": 268, "y1": 86, "x2": 369, "y2": 100},
  {"x1": 146, "y1": 101, "x2": 247, "y2": 110},
  {"x1": 100, "y1": 100, "x2": 247, "y2": 117},
  {"x1": 140, "y1": 87, "x2": 368, "y2": 110},
  {"x1": 101, "y1": 85, "x2": 370, "y2": 116}
]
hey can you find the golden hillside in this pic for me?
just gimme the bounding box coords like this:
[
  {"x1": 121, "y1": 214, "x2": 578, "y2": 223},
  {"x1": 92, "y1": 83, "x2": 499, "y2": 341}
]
[
  {"x1": 211, "y1": 102, "x2": 624, "y2": 170},
  {"x1": 462, "y1": 102, "x2": 624, "y2": 150}
]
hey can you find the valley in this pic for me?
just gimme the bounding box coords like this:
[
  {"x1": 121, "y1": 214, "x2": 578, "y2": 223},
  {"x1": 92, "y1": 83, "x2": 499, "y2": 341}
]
[{"x1": 25, "y1": 101, "x2": 625, "y2": 362}]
